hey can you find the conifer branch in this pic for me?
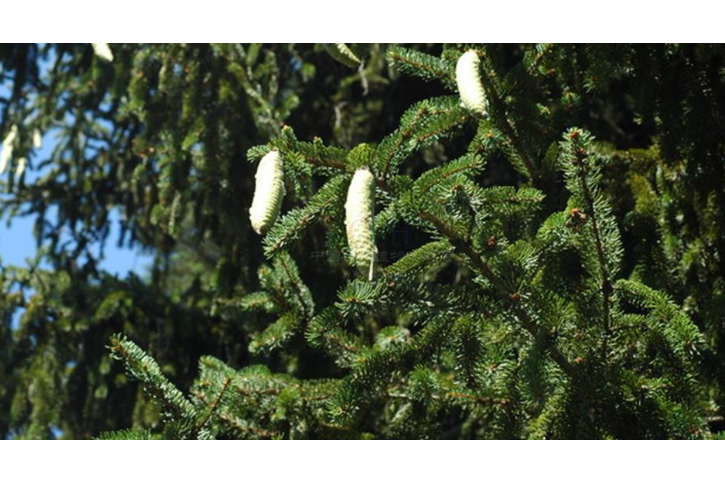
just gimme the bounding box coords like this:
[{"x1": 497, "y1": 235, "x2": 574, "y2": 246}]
[
  {"x1": 386, "y1": 46, "x2": 456, "y2": 87},
  {"x1": 386, "y1": 390, "x2": 510, "y2": 406},
  {"x1": 195, "y1": 376, "x2": 231, "y2": 433},
  {"x1": 384, "y1": 240, "x2": 454, "y2": 277},
  {"x1": 278, "y1": 254, "x2": 313, "y2": 319},
  {"x1": 415, "y1": 154, "x2": 484, "y2": 193},
  {"x1": 419, "y1": 211, "x2": 575, "y2": 378},
  {"x1": 263, "y1": 176, "x2": 346, "y2": 257},
  {"x1": 381, "y1": 107, "x2": 426, "y2": 178},
  {"x1": 311, "y1": 326, "x2": 363, "y2": 354},
  {"x1": 526, "y1": 44, "x2": 555, "y2": 74},
  {"x1": 302, "y1": 154, "x2": 347, "y2": 170},
  {"x1": 568, "y1": 131, "x2": 614, "y2": 353},
  {"x1": 579, "y1": 168, "x2": 613, "y2": 337},
  {"x1": 217, "y1": 412, "x2": 278, "y2": 439},
  {"x1": 249, "y1": 312, "x2": 301, "y2": 354},
  {"x1": 379, "y1": 97, "x2": 468, "y2": 179},
  {"x1": 476, "y1": 53, "x2": 539, "y2": 182},
  {"x1": 444, "y1": 391, "x2": 511, "y2": 406},
  {"x1": 108, "y1": 335, "x2": 198, "y2": 427},
  {"x1": 306, "y1": 308, "x2": 364, "y2": 365},
  {"x1": 96, "y1": 429, "x2": 159, "y2": 440}
]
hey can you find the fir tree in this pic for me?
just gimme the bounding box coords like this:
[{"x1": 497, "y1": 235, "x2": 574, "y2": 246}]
[{"x1": 2, "y1": 43, "x2": 725, "y2": 439}]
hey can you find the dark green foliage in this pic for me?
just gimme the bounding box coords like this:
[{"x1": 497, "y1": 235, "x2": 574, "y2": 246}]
[
  {"x1": 96, "y1": 428, "x2": 161, "y2": 440},
  {"x1": 263, "y1": 175, "x2": 348, "y2": 257},
  {"x1": 3, "y1": 43, "x2": 725, "y2": 439}
]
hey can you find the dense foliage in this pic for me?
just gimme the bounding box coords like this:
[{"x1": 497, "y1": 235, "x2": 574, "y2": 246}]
[{"x1": 2, "y1": 44, "x2": 725, "y2": 439}]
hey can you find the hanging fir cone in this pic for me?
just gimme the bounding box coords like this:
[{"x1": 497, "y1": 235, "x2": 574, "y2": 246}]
[
  {"x1": 0, "y1": 124, "x2": 18, "y2": 174},
  {"x1": 91, "y1": 43, "x2": 114, "y2": 63},
  {"x1": 249, "y1": 150, "x2": 286, "y2": 235},
  {"x1": 456, "y1": 50, "x2": 487, "y2": 116},
  {"x1": 345, "y1": 167, "x2": 377, "y2": 280}
]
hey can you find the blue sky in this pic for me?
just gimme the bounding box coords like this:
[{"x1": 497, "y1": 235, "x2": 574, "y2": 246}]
[
  {"x1": 0, "y1": 206, "x2": 153, "y2": 276},
  {"x1": 0, "y1": 130, "x2": 153, "y2": 277}
]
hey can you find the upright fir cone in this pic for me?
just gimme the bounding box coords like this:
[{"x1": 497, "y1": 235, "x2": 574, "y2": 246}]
[
  {"x1": 16, "y1": 157, "x2": 27, "y2": 178},
  {"x1": 91, "y1": 43, "x2": 114, "y2": 63},
  {"x1": 456, "y1": 50, "x2": 487, "y2": 116},
  {"x1": 32, "y1": 129, "x2": 43, "y2": 150},
  {"x1": 0, "y1": 124, "x2": 18, "y2": 174},
  {"x1": 249, "y1": 150, "x2": 286, "y2": 235},
  {"x1": 345, "y1": 167, "x2": 377, "y2": 280}
]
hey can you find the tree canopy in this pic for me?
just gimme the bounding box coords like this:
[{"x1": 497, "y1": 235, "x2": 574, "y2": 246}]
[{"x1": 2, "y1": 43, "x2": 725, "y2": 439}]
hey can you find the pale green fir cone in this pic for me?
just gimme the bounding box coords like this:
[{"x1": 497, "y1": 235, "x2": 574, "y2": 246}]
[
  {"x1": 345, "y1": 167, "x2": 377, "y2": 280},
  {"x1": 249, "y1": 150, "x2": 286, "y2": 235},
  {"x1": 456, "y1": 50, "x2": 487, "y2": 116},
  {"x1": 0, "y1": 124, "x2": 18, "y2": 174},
  {"x1": 32, "y1": 129, "x2": 43, "y2": 150},
  {"x1": 16, "y1": 157, "x2": 27, "y2": 178},
  {"x1": 323, "y1": 43, "x2": 362, "y2": 68},
  {"x1": 91, "y1": 43, "x2": 114, "y2": 63}
]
